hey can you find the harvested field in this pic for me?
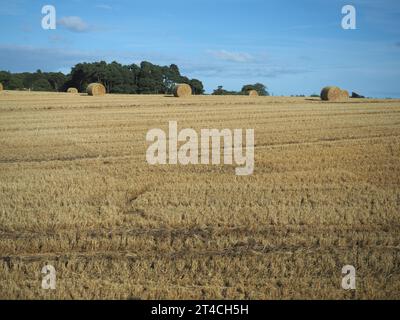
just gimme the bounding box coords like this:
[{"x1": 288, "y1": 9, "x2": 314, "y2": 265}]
[{"x1": 0, "y1": 91, "x2": 399, "y2": 299}]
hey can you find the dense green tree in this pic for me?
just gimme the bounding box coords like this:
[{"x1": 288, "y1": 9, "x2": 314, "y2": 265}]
[
  {"x1": 8, "y1": 77, "x2": 25, "y2": 90},
  {"x1": 0, "y1": 71, "x2": 12, "y2": 88},
  {"x1": 212, "y1": 85, "x2": 238, "y2": 95},
  {"x1": 213, "y1": 86, "x2": 227, "y2": 95},
  {"x1": 162, "y1": 64, "x2": 183, "y2": 94},
  {"x1": 46, "y1": 72, "x2": 67, "y2": 91},
  {"x1": 0, "y1": 60, "x2": 204, "y2": 94},
  {"x1": 137, "y1": 61, "x2": 165, "y2": 94},
  {"x1": 189, "y1": 79, "x2": 204, "y2": 95},
  {"x1": 212, "y1": 83, "x2": 269, "y2": 96},
  {"x1": 241, "y1": 83, "x2": 269, "y2": 96},
  {"x1": 0, "y1": 70, "x2": 67, "y2": 91},
  {"x1": 31, "y1": 79, "x2": 53, "y2": 91}
]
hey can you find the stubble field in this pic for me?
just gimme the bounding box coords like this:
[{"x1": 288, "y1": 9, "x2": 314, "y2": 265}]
[{"x1": 0, "y1": 91, "x2": 399, "y2": 299}]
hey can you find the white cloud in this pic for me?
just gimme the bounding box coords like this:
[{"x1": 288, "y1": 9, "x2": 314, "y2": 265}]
[
  {"x1": 208, "y1": 50, "x2": 253, "y2": 63},
  {"x1": 58, "y1": 16, "x2": 90, "y2": 33}
]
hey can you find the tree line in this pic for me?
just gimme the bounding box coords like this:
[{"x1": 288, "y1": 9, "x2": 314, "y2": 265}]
[
  {"x1": 0, "y1": 61, "x2": 204, "y2": 95},
  {"x1": 212, "y1": 83, "x2": 269, "y2": 96}
]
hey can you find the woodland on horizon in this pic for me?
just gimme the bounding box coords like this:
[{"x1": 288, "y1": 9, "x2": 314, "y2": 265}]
[{"x1": 0, "y1": 60, "x2": 270, "y2": 96}]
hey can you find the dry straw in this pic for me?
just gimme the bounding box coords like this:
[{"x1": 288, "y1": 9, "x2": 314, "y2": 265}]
[
  {"x1": 320, "y1": 86, "x2": 348, "y2": 102},
  {"x1": 0, "y1": 83, "x2": 3, "y2": 92},
  {"x1": 67, "y1": 88, "x2": 78, "y2": 94},
  {"x1": 87, "y1": 83, "x2": 106, "y2": 96},
  {"x1": 340, "y1": 90, "x2": 349, "y2": 100},
  {"x1": 247, "y1": 90, "x2": 259, "y2": 96},
  {"x1": 173, "y1": 84, "x2": 192, "y2": 97}
]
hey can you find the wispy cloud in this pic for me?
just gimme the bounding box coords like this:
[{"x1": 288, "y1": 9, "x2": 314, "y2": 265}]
[
  {"x1": 183, "y1": 62, "x2": 308, "y2": 79},
  {"x1": 95, "y1": 4, "x2": 112, "y2": 10},
  {"x1": 0, "y1": 0, "x2": 26, "y2": 16},
  {"x1": 48, "y1": 34, "x2": 71, "y2": 45},
  {"x1": 208, "y1": 50, "x2": 254, "y2": 63},
  {"x1": 0, "y1": 45, "x2": 181, "y2": 74},
  {"x1": 58, "y1": 16, "x2": 90, "y2": 33},
  {"x1": 0, "y1": 45, "x2": 96, "y2": 72}
]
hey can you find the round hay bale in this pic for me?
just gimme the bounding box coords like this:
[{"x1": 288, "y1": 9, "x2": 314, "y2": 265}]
[
  {"x1": 320, "y1": 86, "x2": 342, "y2": 101},
  {"x1": 67, "y1": 87, "x2": 78, "y2": 94},
  {"x1": 86, "y1": 83, "x2": 106, "y2": 96},
  {"x1": 0, "y1": 82, "x2": 3, "y2": 92},
  {"x1": 340, "y1": 89, "x2": 349, "y2": 100},
  {"x1": 173, "y1": 84, "x2": 192, "y2": 97},
  {"x1": 247, "y1": 89, "x2": 259, "y2": 96}
]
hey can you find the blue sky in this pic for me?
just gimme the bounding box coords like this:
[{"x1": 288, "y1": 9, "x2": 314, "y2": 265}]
[{"x1": 0, "y1": 0, "x2": 399, "y2": 97}]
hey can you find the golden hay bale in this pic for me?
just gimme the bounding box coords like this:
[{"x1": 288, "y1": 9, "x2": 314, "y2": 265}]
[
  {"x1": 173, "y1": 84, "x2": 192, "y2": 97},
  {"x1": 86, "y1": 83, "x2": 106, "y2": 96},
  {"x1": 67, "y1": 87, "x2": 78, "y2": 94},
  {"x1": 0, "y1": 82, "x2": 3, "y2": 92},
  {"x1": 320, "y1": 86, "x2": 343, "y2": 101},
  {"x1": 340, "y1": 89, "x2": 349, "y2": 100},
  {"x1": 247, "y1": 89, "x2": 259, "y2": 96}
]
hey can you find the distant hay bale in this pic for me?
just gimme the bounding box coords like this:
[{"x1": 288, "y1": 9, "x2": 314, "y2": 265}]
[
  {"x1": 173, "y1": 84, "x2": 192, "y2": 97},
  {"x1": 0, "y1": 83, "x2": 3, "y2": 92},
  {"x1": 320, "y1": 86, "x2": 343, "y2": 101},
  {"x1": 247, "y1": 89, "x2": 259, "y2": 96},
  {"x1": 340, "y1": 90, "x2": 349, "y2": 100},
  {"x1": 86, "y1": 83, "x2": 106, "y2": 96},
  {"x1": 67, "y1": 87, "x2": 78, "y2": 94}
]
